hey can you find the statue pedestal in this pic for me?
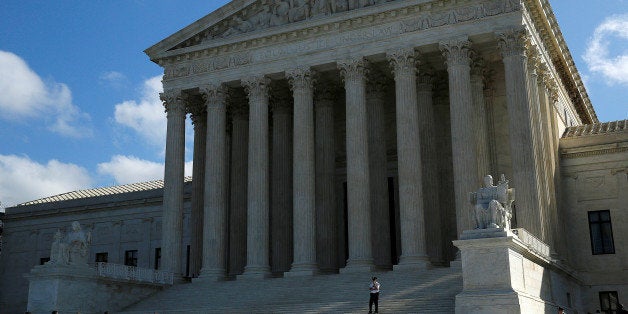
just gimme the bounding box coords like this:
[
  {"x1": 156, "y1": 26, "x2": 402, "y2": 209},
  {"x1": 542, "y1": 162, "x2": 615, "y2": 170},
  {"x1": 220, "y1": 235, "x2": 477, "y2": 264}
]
[
  {"x1": 452, "y1": 228, "x2": 552, "y2": 314},
  {"x1": 25, "y1": 263, "x2": 166, "y2": 314},
  {"x1": 25, "y1": 263, "x2": 100, "y2": 314}
]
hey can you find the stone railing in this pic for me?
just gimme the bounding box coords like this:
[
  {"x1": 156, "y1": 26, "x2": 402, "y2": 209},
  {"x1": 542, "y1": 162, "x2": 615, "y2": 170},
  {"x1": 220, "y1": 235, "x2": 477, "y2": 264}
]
[
  {"x1": 95, "y1": 262, "x2": 173, "y2": 285},
  {"x1": 512, "y1": 228, "x2": 550, "y2": 258}
]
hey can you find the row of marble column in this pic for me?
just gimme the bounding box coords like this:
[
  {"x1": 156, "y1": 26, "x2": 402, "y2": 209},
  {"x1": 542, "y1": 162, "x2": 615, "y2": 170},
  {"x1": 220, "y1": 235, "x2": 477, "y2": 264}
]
[{"x1": 159, "y1": 28, "x2": 557, "y2": 277}]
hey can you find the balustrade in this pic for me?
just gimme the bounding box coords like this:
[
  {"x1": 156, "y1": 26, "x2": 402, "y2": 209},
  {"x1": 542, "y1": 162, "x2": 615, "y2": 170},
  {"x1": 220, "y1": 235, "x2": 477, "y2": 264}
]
[{"x1": 96, "y1": 262, "x2": 173, "y2": 285}]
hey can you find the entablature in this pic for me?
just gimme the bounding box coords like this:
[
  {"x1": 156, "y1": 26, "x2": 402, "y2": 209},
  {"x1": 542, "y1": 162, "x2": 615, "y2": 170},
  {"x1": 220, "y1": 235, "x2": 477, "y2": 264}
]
[{"x1": 148, "y1": 0, "x2": 596, "y2": 124}]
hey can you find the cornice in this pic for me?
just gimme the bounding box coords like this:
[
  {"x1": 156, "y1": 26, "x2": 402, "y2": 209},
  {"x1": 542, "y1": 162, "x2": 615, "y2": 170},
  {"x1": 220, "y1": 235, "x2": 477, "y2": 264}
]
[
  {"x1": 562, "y1": 120, "x2": 627, "y2": 139},
  {"x1": 522, "y1": 0, "x2": 597, "y2": 124},
  {"x1": 561, "y1": 146, "x2": 628, "y2": 159}
]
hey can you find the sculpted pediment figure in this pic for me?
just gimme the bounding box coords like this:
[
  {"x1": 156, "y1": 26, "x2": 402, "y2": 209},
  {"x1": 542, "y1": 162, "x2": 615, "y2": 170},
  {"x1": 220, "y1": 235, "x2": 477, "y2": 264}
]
[{"x1": 147, "y1": 0, "x2": 398, "y2": 54}]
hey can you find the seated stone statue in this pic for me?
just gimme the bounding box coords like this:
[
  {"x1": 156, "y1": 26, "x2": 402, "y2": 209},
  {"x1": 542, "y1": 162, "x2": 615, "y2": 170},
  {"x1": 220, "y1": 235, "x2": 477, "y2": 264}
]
[
  {"x1": 469, "y1": 174, "x2": 515, "y2": 229},
  {"x1": 66, "y1": 221, "x2": 91, "y2": 265},
  {"x1": 48, "y1": 230, "x2": 69, "y2": 265}
]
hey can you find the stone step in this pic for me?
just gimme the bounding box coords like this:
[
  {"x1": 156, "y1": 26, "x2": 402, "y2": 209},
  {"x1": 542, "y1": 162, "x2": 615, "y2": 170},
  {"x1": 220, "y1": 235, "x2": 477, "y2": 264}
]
[{"x1": 118, "y1": 267, "x2": 462, "y2": 314}]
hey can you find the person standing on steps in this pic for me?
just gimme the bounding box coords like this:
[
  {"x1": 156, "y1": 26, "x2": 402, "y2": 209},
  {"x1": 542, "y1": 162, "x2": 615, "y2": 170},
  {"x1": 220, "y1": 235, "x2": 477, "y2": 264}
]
[{"x1": 369, "y1": 276, "x2": 380, "y2": 313}]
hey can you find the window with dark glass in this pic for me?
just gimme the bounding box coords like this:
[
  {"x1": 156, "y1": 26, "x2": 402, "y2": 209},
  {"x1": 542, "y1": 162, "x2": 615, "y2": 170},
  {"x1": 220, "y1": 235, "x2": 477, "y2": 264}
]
[
  {"x1": 154, "y1": 248, "x2": 161, "y2": 270},
  {"x1": 124, "y1": 250, "x2": 138, "y2": 267},
  {"x1": 599, "y1": 291, "x2": 619, "y2": 314},
  {"x1": 588, "y1": 210, "x2": 615, "y2": 255},
  {"x1": 40, "y1": 257, "x2": 50, "y2": 265},
  {"x1": 95, "y1": 252, "x2": 108, "y2": 263}
]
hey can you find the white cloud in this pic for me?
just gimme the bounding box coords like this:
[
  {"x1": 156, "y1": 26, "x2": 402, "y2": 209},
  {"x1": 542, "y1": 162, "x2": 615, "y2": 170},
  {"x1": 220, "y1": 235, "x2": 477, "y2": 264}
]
[
  {"x1": 101, "y1": 71, "x2": 126, "y2": 82},
  {"x1": 113, "y1": 75, "x2": 167, "y2": 146},
  {"x1": 0, "y1": 50, "x2": 93, "y2": 138},
  {"x1": 97, "y1": 155, "x2": 193, "y2": 185},
  {"x1": 100, "y1": 71, "x2": 128, "y2": 88},
  {"x1": 0, "y1": 154, "x2": 93, "y2": 207},
  {"x1": 583, "y1": 14, "x2": 628, "y2": 85}
]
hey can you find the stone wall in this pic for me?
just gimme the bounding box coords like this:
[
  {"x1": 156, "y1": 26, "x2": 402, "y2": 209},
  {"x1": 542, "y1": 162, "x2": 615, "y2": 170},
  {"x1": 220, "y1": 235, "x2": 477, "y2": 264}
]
[
  {"x1": 0, "y1": 185, "x2": 193, "y2": 314},
  {"x1": 560, "y1": 121, "x2": 628, "y2": 313},
  {"x1": 26, "y1": 264, "x2": 164, "y2": 314}
]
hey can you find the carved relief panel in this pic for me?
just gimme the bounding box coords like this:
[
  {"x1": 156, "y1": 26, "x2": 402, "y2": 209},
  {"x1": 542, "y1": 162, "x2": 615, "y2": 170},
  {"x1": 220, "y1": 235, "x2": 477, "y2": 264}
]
[{"x1": 576, "y1": 174, "x2": 618, "y2": 202}]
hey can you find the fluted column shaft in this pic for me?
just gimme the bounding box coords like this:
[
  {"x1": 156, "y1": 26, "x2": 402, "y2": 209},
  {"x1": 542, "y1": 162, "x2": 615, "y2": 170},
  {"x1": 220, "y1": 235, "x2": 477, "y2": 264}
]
[
  {"x1": 497, "y1": 30, "x2": 543, "y2": 236},
  {"x1": 526, "y1": 55, "x2": 549, "y2": 242},
  {"x1": 416, "y1": 72, "x2": 442, "y2": 264},
  {"x1": 228, "y1": 102, "x2": 248, "y2": 276},
  {"x1": 484, "y1": 87, "x2": 499, "y2": 177},
  {"x1": 189, "y1": 104, "x2": 207, "y2": 278},
  {"x1": 366, "y1": 73, "x2": 391, "y2": 269},
  {"x1": 199, "y1": 84, "x2": 228, "y2": 279},
  {"x1": 314, "y1": 84, "x2": 337, "y2": 272},
  {"x1": 287, "y1": 68, "x2": 318, "y2": 275},
  {"x1": 387, "y1": 49, "x2": 430, "y2": 269},
  {"x1": 271, "y1": 87, "x2": 293, "y2": 274},
  {"x1": 242, "y1": 75, "x2": 272, "y2": 278},
  {"x1": 470, "y1": 60, "x2": 491, "y2": 180},
  {"x1": 338, "y1": 58, "x2": 374, "y2": 271},
  {"x1": 440, "y1": 38, "x2": 479, "y2": 237},
  {"x1": 160, "y1": 90, "x2": 187, "y2": 275},
  {"x1": 538, "y1": 68, "x2": 559, "y2": 253}
]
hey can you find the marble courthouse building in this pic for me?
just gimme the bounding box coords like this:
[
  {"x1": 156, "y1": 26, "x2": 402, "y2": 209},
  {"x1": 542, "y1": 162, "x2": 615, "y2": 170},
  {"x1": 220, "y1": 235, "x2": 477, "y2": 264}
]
[
  {"x1": 1, "y1": 0, "x2": 626, "y2": 313},
  {"x1": 146, "y1": 0, "x2": 596, "y2": 279}
]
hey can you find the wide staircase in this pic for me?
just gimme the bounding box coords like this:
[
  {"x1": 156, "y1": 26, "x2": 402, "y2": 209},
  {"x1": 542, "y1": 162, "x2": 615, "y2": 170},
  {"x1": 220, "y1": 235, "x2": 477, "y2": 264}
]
[{"x1": 118, "y1": 266, "x2": 462, "y2": 313}]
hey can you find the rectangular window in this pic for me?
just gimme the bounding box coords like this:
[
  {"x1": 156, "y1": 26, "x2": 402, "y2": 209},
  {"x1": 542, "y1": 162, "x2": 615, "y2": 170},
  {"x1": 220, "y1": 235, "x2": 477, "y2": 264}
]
[
  {"x1": 40, "y1": 257, "x2": 50, "y2": 265},
  {"x1": 588, "y1": 210, "x2": 615, "y2": 254},
  {"x1": 154, "y1": 248, "x2": 161, "y2": 270},
  {"x1": 95, "y1": 252, "x2": 108, "y2": 263},
  {"x1": 599, "y1": 291, "x2": 619, "y2": 314},
  {"x1": 124, "y1": 250, "x2": 138, "y2": 267}
]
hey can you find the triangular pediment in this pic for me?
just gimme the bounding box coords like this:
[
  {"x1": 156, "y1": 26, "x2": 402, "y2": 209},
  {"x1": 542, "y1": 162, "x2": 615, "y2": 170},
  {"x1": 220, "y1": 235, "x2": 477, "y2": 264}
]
[{"x1": 146, "y1": 0, "x2": 401, "y2": 59}]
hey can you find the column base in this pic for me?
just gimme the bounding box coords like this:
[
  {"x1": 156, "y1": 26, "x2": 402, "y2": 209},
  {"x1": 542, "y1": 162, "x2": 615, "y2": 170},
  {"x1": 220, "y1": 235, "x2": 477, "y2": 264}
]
[
  {"x1": 195, "y1": 268, "x2": 227, "y2": 282},
  {"x1": 393, "y1": 255, "x2": 431, "y2": 271},
  {"x1": 450, "y1": 250, "x2": 462, "y2": 268},
  {"x1": 237, "y1": 266, "x2": 272, "y2": 280},
  {"x1": 340, "y1": 259, "x2": 376, "y2": 273},
  {"x1": 285, "y1": 263, "x2": 319, "y2": 277}
]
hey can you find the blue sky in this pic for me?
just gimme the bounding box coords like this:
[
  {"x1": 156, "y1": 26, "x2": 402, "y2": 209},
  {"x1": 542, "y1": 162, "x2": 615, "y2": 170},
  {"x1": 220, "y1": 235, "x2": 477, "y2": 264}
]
[{"x1": 0, "y1": 0, "x2": 626, "y2": 208}]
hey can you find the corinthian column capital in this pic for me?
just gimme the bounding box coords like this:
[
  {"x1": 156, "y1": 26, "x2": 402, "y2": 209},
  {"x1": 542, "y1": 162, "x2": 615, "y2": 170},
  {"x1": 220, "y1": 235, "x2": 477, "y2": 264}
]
[
  {"x1": 387, "y1": 48, "x2": 419, "y2": 76},
  {"x1": 286, "y1": 67, "x2": 315, "y2": 91},
  {"x1": 200, "y1": 83, "x2": 228, "y2": 109},
  {"x1": 439, "y1": 38, "x2": 473, "y2": 67},
  {"x1": 270, "y1": 82, "x2": 293, "y2": 115},
  {"x1": 160, "y1": 89, "x2": 187, "y2": 115},
  {"x1": 188, "y1": 102, "x2": 207, "y2": 125},
  {"x1": 367, "y1": 67, "x2": 391, "y2": 96},
  {"x1": 526, "y1": 45, "x2": 543, "y2": 78},
  {"x1": 242, "y1": 75, "x2": 271, "y2": 102},
  {"x1": 314, "y1": 80, "x2": 338, "y2": 104},
  {"x1": 417, "y1": 68, "x2": 435, "y2": 92},
  {"x1": 496, "y1": 28, "x2": 530, "y2": 58},
  {"x1": 470, "y1": 57, "x2": 486, "y2": 78},
  {"x1": 338, "y1": 57, "x2": 369, "y2": 82}
]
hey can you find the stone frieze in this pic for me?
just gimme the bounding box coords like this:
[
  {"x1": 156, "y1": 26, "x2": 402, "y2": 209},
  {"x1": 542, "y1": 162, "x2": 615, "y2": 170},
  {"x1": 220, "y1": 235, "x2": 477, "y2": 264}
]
[{"x1": 163, "y1": 0, "x2": 520, "y2": 81}]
